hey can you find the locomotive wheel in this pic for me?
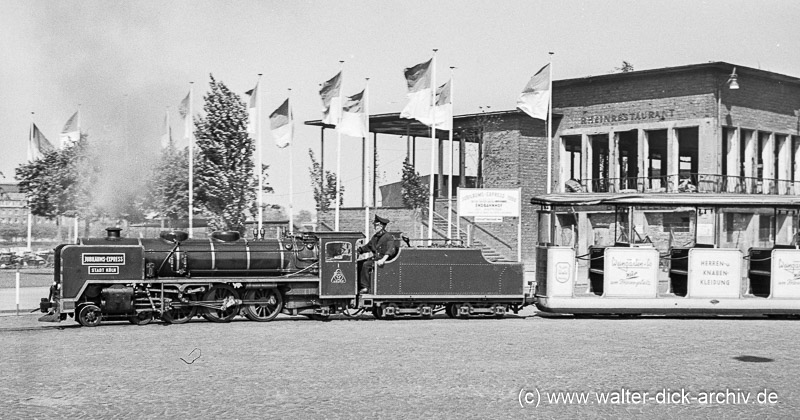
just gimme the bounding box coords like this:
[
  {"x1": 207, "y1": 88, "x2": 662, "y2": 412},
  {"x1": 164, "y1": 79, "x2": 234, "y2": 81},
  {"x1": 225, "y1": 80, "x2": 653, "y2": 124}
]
[
  {"x1": 77, "y1": 304, "x2": 103, "y2": 327},
  {"x1": 202, "y1": 285, "x2": 240, "y2": 323},
  {"x1": 242, "y1": 288, "x2": 283, "y2": 322},
  {"x1": 445, "y1": 303, "x2": 459, "y2": 319},
  {"x1": 128, "y1": 312, "x2": 153, "y2": 326},
  {"x1": 372, "y1": 305, "x2": 384, "y2": 320},
  {"x1": 162, "y1": 303, "x2": 197, "y2": 324}
]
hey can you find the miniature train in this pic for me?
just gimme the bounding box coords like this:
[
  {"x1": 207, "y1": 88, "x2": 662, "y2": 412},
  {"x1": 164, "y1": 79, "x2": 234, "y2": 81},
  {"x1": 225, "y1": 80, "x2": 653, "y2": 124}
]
[
  {"x1": 39, "y1": 228, "x2": 530, "y2": 326},
  {"x1": 532, "y1": 193, "x2": 800, "y2": 317}
]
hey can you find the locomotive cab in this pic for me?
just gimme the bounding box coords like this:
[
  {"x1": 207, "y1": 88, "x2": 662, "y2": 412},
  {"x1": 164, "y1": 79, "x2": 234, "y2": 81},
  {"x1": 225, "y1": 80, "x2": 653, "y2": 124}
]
[{"x1": 316, "y1": 232, "x2": 364, "y2": 298}]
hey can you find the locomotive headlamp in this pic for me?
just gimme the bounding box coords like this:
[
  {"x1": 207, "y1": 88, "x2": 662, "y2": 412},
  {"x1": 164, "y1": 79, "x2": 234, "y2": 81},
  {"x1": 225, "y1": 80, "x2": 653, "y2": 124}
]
[
  {"x1": 285, "y1": 244, "x2": 293, "y2": 250},
  {"x1": 306, "y1": 243, "x2": 314, "y2": 250}
]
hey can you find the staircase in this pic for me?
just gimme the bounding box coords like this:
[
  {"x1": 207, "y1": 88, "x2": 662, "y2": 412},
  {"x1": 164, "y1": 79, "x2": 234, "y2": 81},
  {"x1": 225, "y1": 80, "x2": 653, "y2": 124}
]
[{"x1": 424, "y1": 209, "x2": 513, "y2": 263}]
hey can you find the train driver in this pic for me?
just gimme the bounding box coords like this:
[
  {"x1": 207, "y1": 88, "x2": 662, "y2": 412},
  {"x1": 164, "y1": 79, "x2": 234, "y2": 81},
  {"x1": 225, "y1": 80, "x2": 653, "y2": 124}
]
[{"x1": 357, "y1": 215, "x2": 396, "y2": 294}]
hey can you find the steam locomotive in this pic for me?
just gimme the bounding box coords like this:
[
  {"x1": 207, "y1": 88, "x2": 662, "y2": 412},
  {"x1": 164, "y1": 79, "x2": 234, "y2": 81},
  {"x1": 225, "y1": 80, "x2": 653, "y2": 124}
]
[{"x1": 39, "y1": 227, "x2": 531, "y2": 327}]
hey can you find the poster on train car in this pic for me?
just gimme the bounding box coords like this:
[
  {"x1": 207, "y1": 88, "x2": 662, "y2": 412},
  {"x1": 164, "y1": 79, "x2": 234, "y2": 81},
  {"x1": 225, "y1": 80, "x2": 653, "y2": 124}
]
[
  {"x1": 602, "y1": 248, "x2": 659, "y2": 297},
  {"x1": 687, "y1": 248, "x2": 742, "y2": 298},
  {"x1": 771, "y1": 249, "x2": 800, "y2": 298}
]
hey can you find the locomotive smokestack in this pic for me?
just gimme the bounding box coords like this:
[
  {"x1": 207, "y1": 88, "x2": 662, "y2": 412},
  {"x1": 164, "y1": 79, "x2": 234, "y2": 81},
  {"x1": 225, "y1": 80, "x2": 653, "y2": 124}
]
[{"x1": 106, "y1": 227, "x2": 122, "y2": 240}]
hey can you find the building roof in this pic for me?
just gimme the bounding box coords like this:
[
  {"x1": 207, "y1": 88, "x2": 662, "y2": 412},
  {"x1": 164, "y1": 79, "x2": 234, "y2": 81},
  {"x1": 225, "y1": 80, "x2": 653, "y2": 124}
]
[
  {"x1": 553, "y1": 61, "x2": 800, "y2": 88},
  {"x1": 304, "y1": 110, "x2": 531, "y2": 141}
]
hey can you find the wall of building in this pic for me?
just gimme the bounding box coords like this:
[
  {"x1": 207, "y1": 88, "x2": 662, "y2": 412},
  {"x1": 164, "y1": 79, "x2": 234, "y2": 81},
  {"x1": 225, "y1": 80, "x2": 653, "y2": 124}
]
[
  {"x1": 724, "y1": 73, "x2": 800, "y2": 132},
  {"x1": 317, "y1": 207, "x2": 420, "y2": 241}
]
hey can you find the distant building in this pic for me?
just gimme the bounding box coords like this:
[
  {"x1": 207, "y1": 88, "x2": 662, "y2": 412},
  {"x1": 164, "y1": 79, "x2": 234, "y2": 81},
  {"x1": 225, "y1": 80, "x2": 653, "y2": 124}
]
[{"x1": 0, "y1": 182, "x2": 57, "y2": 228}]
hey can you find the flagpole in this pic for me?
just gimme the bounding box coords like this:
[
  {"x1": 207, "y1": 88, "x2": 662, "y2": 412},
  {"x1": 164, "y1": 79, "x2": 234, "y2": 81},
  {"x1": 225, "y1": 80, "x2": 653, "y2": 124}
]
[
  {"x1": 288, "y1": 87, "x2": 294, "y2": 235},
  {"x1": 188, "y1": 82, "x2": 194, "y2": 238},
  {"x1": 166, "y1": 107, "x2": 171, "y2": 148},
  {"x1": 364, "y1": 77, "x2": 371, "y2": 237},
  {"x1": 428, "y1": 49, "x2": 438, "y2": 245},
  {"x1": 546, "y1": 52, "x2": 554, "y2": 195},
  {"x1": 74, "y1": 104, "x2": 80, "y2": 242},
  {"x1": 256, "y1": 74, "x2": 264, "y2": 233},
  {"x1": 335, "y1": 60, "x2": 344, "y2": 231},
  {"x1": 27, "y1": 112, "x2": 34, "y2": 251},
  {"x1": 447, "y1": 67, "x2": 455, "y2": 242}
]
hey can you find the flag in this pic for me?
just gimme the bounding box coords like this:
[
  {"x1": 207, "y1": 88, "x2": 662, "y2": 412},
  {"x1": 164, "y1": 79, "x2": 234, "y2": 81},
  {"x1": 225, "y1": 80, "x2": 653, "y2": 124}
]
[
  {"x1": 400, "y1": 59, "x2": 433, "y2": 123},
  {"x1": 516, "y1": 63, "x2": 551, "y2": 120},
  {"x1": 59, "y1": 111, "x2": 79, "y2": 148},
  {"x1": 179, "y1": 92, "x2": 191, "y2": 140},
  {"x1": 269, "y1": 98, "x2": 292, "y2": 148},
  {"x1": 30, "y1": 123, "x2": 54, "y2": 160},
  {"x1": 160, "y1": 111, "x2": 172, "y2": 148},
  {"x1": 417, "y1": 80, "x2": 452, "y2": 130},
  {"x1": 319, "y1": 71, "x2": 342, "y2": 126},
  {"x1": 246, "y1": 83, "x2": 258, "y2": 134},
  {"x1": 338, "y1": 90, "x2": 366, "y2": 138}
]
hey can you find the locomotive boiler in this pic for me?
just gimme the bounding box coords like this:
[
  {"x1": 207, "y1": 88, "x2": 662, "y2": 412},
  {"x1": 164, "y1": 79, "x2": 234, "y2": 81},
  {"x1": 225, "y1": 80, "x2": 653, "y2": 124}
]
[{"x1": 39, "y1": 227, "x2": 531, "y2": 327}]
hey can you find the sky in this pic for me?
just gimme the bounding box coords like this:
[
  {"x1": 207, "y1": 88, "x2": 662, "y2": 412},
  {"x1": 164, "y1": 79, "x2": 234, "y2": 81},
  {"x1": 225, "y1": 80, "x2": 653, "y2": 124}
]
[{"x1": 2, "y1": 0, "x2": 800, "y2": 215}]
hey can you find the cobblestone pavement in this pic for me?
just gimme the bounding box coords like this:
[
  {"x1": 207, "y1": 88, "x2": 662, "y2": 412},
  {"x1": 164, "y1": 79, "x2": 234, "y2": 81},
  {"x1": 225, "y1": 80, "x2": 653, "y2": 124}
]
[{"x1": 1, "y1": 311, "x2": 799, "y2": 419}]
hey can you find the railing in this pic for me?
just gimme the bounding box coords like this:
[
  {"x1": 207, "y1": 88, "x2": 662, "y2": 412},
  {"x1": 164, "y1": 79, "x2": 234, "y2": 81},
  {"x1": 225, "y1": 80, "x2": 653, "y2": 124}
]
[
  {"x1": 579, "y1": 174, "x2": 800, "y2": 195},
  {"x1": 423, "y1": 207, "x2": 514, "y2": 252}
]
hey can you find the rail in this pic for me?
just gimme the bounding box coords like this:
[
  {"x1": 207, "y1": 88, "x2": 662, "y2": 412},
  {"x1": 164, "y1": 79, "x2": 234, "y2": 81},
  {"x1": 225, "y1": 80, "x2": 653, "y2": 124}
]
[{"x1": 577, "y1": 173, "x2": 800, "y2": 195}]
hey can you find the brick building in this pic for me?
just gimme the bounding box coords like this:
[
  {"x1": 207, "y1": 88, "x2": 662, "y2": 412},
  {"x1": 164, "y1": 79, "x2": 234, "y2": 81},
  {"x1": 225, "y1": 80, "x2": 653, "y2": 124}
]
[
  {"x1": 307, "y1": 62, "x2": 800, "y2": 276},
  {"x1": 0, "y1": 182, "x2": 60, "y2": 243}
]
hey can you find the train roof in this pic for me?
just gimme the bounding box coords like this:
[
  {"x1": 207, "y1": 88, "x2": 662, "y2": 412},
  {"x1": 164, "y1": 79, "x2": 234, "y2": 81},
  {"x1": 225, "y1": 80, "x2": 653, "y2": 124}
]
[{"x1": 530, "y1": 193, "x2": 800, "y2": 208}]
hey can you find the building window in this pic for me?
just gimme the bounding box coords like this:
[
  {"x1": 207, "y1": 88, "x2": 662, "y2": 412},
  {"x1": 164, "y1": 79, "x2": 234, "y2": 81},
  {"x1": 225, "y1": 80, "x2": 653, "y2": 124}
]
[
  {"x1": 759, "y1": 214, "x2": 774, "y2": 243},
  {"x1": 663, "y1": 213, "x2": 690, "y2": 233},
  {"x1": 590, "y1": 134, "x2": 610, "y2": 192},
  {"x1": 563, "y1": 136, "x2": 582, "y2": 181}
]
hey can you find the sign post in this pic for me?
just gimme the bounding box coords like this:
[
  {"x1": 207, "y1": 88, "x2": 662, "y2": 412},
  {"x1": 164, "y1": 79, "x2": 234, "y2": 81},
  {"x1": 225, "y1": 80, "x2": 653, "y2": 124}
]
[{"x1": 457, "y1": 188, "x2": 522, "y2": 261}]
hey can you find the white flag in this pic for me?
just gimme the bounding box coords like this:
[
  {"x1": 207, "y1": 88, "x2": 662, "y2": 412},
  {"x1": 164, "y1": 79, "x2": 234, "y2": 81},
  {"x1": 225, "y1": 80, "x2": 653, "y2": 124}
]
[
  {"x1": 516, "y1": 63, "x2": 551, "y2": 120},
  {"x1": 319, "y1": 72, "x2": 342, "y2": 126},
  {"x1": 59, "y1": 111, "x2": 79, "y2": 148},
  {"x1": 246, "y1": 83, "x2": 258, "y2": 134},
  {"x1": 269, "y1": 98, "x2": 292, "y2": 148},
  {"x1": 416, "y1": 80, "x2": 452, "y2": 131},
  {"x1": 400, "y1": 59, "x2": 432, "y2": 123},
  {"x1": 338, "y1": 90, "x2": 367, "y2": 138}
]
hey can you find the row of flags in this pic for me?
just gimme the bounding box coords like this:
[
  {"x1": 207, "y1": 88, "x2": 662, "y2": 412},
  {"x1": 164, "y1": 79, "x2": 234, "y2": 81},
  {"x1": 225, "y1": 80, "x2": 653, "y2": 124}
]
[{"x1": 31, "y1": 60, "x2": 551, "y2": 160}]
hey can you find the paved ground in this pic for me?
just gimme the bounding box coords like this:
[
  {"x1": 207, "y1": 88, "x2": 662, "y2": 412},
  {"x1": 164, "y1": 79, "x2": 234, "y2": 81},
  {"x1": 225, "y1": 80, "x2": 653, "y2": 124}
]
[{"x1": 1, "y1": 309, "x2": 798, "y2": 418}]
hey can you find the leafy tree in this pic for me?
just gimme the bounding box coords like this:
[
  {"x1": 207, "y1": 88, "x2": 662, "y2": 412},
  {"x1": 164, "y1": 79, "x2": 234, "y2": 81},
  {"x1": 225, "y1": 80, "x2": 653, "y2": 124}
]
[
  {"x1": 16, "y1": 135, "x2": 97, "y2": 227},
  {"x1": 308, "y1": 148, "x2": 343, "y2": 212},
  {"x1": 193, "y1": 75, "x2": 260, "y2": 233},
  {"x1": 401, "y1": 157, "x2": 428, "y2": 210},
  {"x1": 145, "y1": 146, "x2": 190, "y2": 226},
  {"x1": 615, "y1": 61, "x2": 634, "y2": 73}
]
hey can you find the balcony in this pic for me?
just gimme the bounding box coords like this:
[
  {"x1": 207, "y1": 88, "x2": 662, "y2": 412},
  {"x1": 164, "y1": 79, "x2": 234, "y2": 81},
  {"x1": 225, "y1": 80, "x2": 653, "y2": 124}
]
[{"x1": 577, "y1": 174, "x2": 800, "y2": 195}]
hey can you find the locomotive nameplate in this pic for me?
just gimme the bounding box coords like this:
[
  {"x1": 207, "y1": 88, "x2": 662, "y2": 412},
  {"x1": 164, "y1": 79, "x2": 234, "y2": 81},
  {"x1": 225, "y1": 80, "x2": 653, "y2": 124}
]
[
  {"x1": 82, "y1": 253, "x2": 126, "y2": 265},
  {"x1": 88, "y1": 266, "x2": 120, "y2": 275}
]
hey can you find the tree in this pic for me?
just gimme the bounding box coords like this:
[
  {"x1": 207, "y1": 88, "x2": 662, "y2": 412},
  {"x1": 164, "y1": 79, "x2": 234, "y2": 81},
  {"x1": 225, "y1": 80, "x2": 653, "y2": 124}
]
[
  {"x1": 194, "y1": 75, "x2": 262, "y2": 233},
  {"x1": 144, "y1": 146, "x2": 190, "y2": 226},
  {"x1": 457, "y1": 113, "x2": 503, "y2": 188},
  {"x1": 401, "y1": 158, "x2": 428, "y2": 210},
  {"x1": 16, "y1": 135, "x2": 97, "y2": 224},
  {"x1": 308, "y1": 148, "x2": 343, "y2": 212},
  {"x1": 615, "y1": 61, "x2": 634, "y2": 73}
]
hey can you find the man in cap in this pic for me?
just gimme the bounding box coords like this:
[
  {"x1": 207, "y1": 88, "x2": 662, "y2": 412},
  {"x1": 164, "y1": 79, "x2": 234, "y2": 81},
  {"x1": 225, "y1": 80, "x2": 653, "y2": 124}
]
[{"x1": 357, "y1": 215, "x2": 396, "y2": 293}]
